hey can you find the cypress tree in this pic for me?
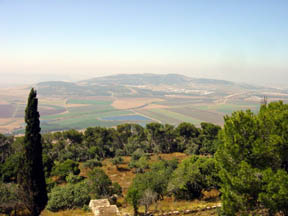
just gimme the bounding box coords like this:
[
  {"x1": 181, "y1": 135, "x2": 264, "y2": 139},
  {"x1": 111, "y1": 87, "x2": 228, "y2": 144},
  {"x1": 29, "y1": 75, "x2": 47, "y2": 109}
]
[{"x1": 18, "y1": 88, "x2": 48, "y2": 215}]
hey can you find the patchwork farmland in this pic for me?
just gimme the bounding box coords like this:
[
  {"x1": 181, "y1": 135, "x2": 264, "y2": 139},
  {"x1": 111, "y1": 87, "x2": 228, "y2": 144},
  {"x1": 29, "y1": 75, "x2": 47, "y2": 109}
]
[{"x1": 1, "y1": 74, "x2": 288, "y2": 134}]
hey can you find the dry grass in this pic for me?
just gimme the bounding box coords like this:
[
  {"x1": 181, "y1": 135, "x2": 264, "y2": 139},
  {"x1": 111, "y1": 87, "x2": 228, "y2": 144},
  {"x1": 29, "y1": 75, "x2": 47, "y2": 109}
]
[
  {"x1": 41, "y1": 153, "x2": 220, "y2": 215},
  {"x1": 81, "y1": 156, "x2": 136, "y2": 194},
  {"x1": 119, "y1": 196, "x2": 220, "y2": 215},
  {"x1": 202, "y1": 189, "x2": 220, "y2": 201},
  {"x1": 42, "y1": 209, "x2": 93, "y2": 216},
  {"x1": 104, "y1": 153, "x2": 189, "y2": 194},
  {"x1": 152, "y1": 152, "x2": 188, "y2": 162},
  {"x1": 80, "y1": 153, "x2": 189, "y2": 195},
  {"x1": 99, "y1": 153, "x2": 219, "y2": 215}
]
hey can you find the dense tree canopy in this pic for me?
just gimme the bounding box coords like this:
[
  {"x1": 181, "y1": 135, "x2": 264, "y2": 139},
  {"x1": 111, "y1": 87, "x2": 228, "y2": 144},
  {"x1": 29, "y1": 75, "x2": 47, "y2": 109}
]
[{"x1": 216, "y1": 101, "x2": 288, "y2": 215}]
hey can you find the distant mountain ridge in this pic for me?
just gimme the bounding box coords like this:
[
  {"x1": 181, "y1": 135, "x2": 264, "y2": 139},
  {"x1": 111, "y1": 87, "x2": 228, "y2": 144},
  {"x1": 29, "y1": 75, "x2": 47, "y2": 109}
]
[
  {"x1": 77, "y1": 73, "x2": 235, "y2": 86},
  {"x1": 35, "y1": 73, "x2": 272, "y2": 97}
]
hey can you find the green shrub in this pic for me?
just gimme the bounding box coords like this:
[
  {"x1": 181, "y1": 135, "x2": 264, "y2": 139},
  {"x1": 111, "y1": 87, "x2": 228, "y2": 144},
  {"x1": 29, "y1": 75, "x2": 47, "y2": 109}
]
[
  {"x1": 47, "y1": 181, "x2": 90, "y2": 212},
  {"x1": 0, "y1": 183, "x2": 23, "y2": 214},
  {"x1": 87, "y1": 168, "x2": 112, "y2": 198},
  {"x1": 168, "y1": 155, "x2": 219, "y2": 200},
  {"x1": 111, "y1": 156, "x2": 124, "y2": 166},
  {"x1": 65, "y1": 173, "x2": 85, "y2": 184},
  {"x1": 87, "y1": 168, "x2": 122, "y2": 198},
  {"x1": 111, "y1": 182, "x2": 122, "y2": 196},
  {"x1": 129, "y1": 155, "x2": 149, "y2": 170},
  {"x1": 51, "y1": 159, "x2": 80, "y2": 181},
  {"x1": 0, "y1": 153, "x2": 21, "y2": 182},
  {"x1": 46, "y1": 178, "x2": 57, "y2": 193},
  {"x1": 131, "y1": 149, "x2": 144, "y2": 161},
  {"x1": 82, "y1": 204, "x2": 90, "y2": 212},
  {"x1": 82, "y1": 159, "x2": 102, "y2": 169},
  {"x1": 115, "y1": 149, "x2": 125, "y2": 156},
  {"x1": 42, "y1": 153, "x2": 54, "y2": 178}
]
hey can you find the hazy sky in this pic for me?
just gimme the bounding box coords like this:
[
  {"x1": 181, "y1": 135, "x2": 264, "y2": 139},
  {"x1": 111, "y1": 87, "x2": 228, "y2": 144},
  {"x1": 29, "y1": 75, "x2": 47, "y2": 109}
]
[{"x1": 1, "y1": 0, "x2": 288, "y2": 86}]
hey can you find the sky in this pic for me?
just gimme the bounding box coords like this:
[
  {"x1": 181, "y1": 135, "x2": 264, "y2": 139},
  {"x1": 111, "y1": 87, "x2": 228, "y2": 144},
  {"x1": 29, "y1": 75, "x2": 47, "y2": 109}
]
[{"x1": 0, "y1": 0, "x2": 288, "y2": 87}]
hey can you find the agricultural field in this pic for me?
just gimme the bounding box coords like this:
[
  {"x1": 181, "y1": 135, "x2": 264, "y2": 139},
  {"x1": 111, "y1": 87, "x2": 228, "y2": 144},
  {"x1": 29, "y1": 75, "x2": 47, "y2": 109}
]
[
  {"x1": 0, "y1": 91, "x2": 279, "y2": 134},
  {"x1": 1, "y1": 74, "x2": 288, "y2": 134}
]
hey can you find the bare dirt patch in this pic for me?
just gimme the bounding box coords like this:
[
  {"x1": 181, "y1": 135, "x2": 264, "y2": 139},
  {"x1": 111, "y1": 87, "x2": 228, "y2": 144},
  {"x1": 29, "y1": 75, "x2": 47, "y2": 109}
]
[
  {"x1": 39, "y1": 106, "x2": 66, "y2": 116},
  {"x1": 0, "y1": 118, "x2": 23, "y2": 134},
  {"x1": 112, "y1": 98, "x2": 164, "y2": 110},
  {"x1": 0, "y1": 86, "x2": 30, "y2": 99},
  {"x1": 39, "y1": 97, "x2": 66, "y2": 106}
]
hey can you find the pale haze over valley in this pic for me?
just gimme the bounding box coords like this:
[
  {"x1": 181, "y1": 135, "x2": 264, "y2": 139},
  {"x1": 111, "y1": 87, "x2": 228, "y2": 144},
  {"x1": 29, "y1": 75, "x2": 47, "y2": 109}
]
[
  {"x1": 1, "y1": 0, "x2": 288, "y2": 87},
  {"x1": 2, "y1": 2, "x2": 288, "y2": 216}
]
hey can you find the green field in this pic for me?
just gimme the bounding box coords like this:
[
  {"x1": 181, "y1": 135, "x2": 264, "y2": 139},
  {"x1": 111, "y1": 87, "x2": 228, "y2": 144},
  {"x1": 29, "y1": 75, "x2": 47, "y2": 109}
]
[
  {"x1": 9, "y1": 99, "x2": 265, "y2": 134},
  {"x1": 2, "y1": 86, "x2": 275, "y2": 134},
  {"x1": 37, "y1": 102, "x2": 262, "y2": 132},
  {"x1": 194, "y1": 103, "x2": 259, "y2": 115},
  {"x1": 37, "y1": 98, "x2": 154, "y2": 132}
]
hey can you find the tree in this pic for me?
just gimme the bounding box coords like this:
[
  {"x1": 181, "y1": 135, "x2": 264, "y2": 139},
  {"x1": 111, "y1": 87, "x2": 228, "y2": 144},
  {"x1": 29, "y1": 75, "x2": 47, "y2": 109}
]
[
  {"x1": 216, "y1": 101, "x2": 288, "y2": 215},
  {"x1": 51, "y1": 159, "x2": 80, "y2": 182},
  {"x1": 140, "y1": 188, "x2": 157, "y2": 214},
  {"x1": 259, "y1": 169, "x2": 288, "y2": 215},
  {"x1": 0, "y1": 183, "x2": 24, "y2": 215},
  {"x1": 168, "y1": 155, "x2": 219, "y2": 200},
  {"x1": 176, "y1": 122, "x2": 200, "y2": 153},
  {"x1": 87, "y1": 168, "x2": 121, "y2": 198},
  {"x1": 199, "y1": 122, "x2": 221, "y2": 154},
  {"x1": 0, "y1": 153, "x2": 21, "y2": 182},
  {"x1": 18, "y1": 88, "x2": 48, "y2": 215},
  {"x1": 126, "y1": 159, "x2": 178, "y2": 215},
  {"x1": 0, "y1": 133, "x2": 14, "y2": 163},
  {"x1": 126, "y1": 187, "x2": 142, "y2": 216},
  {"x1": 146, "y1": 123, "x2": 178, "y2": 153}
]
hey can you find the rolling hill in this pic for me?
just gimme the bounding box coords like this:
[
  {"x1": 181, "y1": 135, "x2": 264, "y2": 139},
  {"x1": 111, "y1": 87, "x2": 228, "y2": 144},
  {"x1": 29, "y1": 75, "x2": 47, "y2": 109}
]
[{"x1": 0, "y1": 73, "x2": 288, "y2": 134}]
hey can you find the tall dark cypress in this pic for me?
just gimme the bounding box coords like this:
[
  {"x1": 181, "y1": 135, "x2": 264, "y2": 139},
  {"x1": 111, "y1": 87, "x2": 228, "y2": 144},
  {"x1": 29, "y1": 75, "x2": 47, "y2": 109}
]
[{"x1": 18, "y1": 88, "x2": 47, "y2": 215}]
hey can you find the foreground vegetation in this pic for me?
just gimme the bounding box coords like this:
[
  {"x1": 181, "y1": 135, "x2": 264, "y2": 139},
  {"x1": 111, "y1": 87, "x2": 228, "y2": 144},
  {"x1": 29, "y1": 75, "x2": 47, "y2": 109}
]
[
  {"x1": 1, "y1": 98, "x2": 288, "y2": 215},
  {"x1": 0, "y1": 118, "x2": 220, "y2": 215}
]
